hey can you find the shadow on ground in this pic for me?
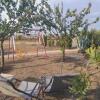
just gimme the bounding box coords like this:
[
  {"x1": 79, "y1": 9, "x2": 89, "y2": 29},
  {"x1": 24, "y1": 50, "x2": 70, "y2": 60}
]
[
  {"x1": 6, "y1": 57, "x2": 33, "y2": 64},
  {"x1": 45, "y1": 91, "x2": 72, "y2": 100},
  {"x1": 87, "y1": 84, "x2": 100, "y2": 100},
  {"x1": 23, "y1": 77, "x2": 39, "y2": 82},
  {"x1": 53, "y1": 55, "x2": 85, "y2": 67},
  {"x1": 0, "y1": 65, "x2": 14, "y2": 73}
]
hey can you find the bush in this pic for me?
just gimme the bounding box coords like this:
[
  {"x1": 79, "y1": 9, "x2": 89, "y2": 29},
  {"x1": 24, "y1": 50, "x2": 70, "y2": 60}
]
[
  {"x1": 78, "y1": 30, "x2": 100, "y2": 52},
  {"x1": 69, "y1": 73, "x2": 91, "y2": 100},
  {"x1": 86, "y1": 46, "x2": 100, "y2": 65}
]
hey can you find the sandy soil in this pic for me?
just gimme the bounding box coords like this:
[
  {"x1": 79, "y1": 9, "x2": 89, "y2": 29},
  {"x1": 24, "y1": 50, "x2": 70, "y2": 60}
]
[{"x1": 0, "y1": 40, "x2": 100, "y2": 100}]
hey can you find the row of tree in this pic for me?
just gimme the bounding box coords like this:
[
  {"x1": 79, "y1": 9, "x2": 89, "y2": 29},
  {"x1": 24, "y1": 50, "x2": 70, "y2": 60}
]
[
  {"x1": 0, "y1": 0, "x2": 52, "y2": 71},
  {"x1": 0, "y1": 0, "x2": 99, "y2": 71}
]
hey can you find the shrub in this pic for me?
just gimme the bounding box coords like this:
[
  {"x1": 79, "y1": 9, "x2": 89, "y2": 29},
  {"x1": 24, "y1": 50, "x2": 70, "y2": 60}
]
[
  {"x1": 78, "y1": 30, "x2": 100, "y2": 52},
  {"x1": 69, "y1": 73, "x2": 91, "y2": 100},
  {"x1": 86, "y1": 46, "x2": 100, "y2": 66}
]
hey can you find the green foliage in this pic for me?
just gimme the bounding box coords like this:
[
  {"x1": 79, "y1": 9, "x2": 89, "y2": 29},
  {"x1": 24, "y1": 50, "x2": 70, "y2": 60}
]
[
  {"x1": 69, "y1": 73, "x2": 91, "y2": 99},
  {"x1": 0, "y1": 0, "x2": 20, "y2": 70},
  {"x1": 59, "y1": 35, "x2": 72, "y2": 49},
  {"x1": 69, "y1": 3, "x2": 99, "y2": 51},
  {"x1": 0, "y1": 0, "x2": 21, "y2": 41},
  {"x1": 59, "y1": 37, "x2": 66, "y2": 51},
  {"x1": 35, "y1": 0, "x2": 55, "y2": 33},
  {"x1": 47, "y1": 3, "x2": 99, "y2": 60},
  {"x1": 90, "y1": 29, "x2": 100, "y2": 47},
  {"x1": 48, "y1": 39, "x2": 54, "y2": 47},
  {"x1": 66, "y1": 36, "x2": 72, "y2": 49},
  {"x1": 17, "y1": 0, "x2": 38, "y2": 28},
  {"x1": 78, "y1": 31, "x2": 92, "y2": 50},
  {"x1": 95, "y1": 33, "x2": 100, "y2": 46},
  {"x1": 50, "y1": 3, "x2": 77, "y2": 61},
  {"x1": 58, "y1": 35, "x2": 72, "y2": 61},
  {"x1": 43, "y1": 35, "x2": 47, "y2": 46},
  {"x1": 86, "y1": 47, "x2": 100, "y2": 65},
  {"x1": 78, "y1": 29, "x2": 100, "y2": 51}
]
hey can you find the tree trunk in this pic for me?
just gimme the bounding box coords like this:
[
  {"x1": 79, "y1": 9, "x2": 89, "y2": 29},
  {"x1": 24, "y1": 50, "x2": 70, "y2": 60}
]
[
  {"x1": 62, "y1": 48, "x2": 65, "y2": 62},
  {"x1": 0, "y1": 41, "x2": 4, "y2": 72},
  {"x1": 76, "y1": 37, "x2": 80, "y2": 49}
]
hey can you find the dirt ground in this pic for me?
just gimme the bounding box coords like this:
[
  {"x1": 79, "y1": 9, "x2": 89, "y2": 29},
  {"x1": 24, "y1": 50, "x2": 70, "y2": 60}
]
[{"x1": 0, "y1": 40, "x2": 100, "y2": 100}]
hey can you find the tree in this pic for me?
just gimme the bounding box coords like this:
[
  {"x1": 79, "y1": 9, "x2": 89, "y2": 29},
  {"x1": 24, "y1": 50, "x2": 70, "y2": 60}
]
[
  {"x1": 50, "y1": 3, "x2": 77, "y2": 61},
  {"x1": 19, "y1": 1, "x2": 99, "y2": 61},
  {"x1": 17, "y1": 0, "x2": 56, "y2": 55},
  {"x1": 85, "y1": 29, "x2": 100, "y2": 68},
  {"x1": 70, "y1": 3, "x2": 99, "y2": 52},
  {"x1": 48, "y1": 3, "x2": 99, "y2": 61},
  {"x1": 89, "y1": 29, "x2": 100, "y2": 47},
  {"x1": 0, "y1": 0, "x2": 19, "y2": 71},
  {"x1": 17, "y1": 0, "x2": 55, "y2": 34},
  {"x1": 0, "y1": 0, "x2": 56, "y2": 71}
]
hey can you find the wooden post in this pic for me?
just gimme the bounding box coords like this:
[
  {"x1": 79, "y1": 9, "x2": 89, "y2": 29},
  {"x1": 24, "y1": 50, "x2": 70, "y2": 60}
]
[
  {"x1": 37, "y1": 48, "x2": 38, "y2": 57},
  {"x1": 12, "y1": 36, "x2": 15, "y2": 62},
  {"x1": 12, "y1": 44, "x2": 15, "y2": 62},
  {"x1": 36, "y1": 32, "x2": 40, "y2": 57},
  {"x1": 44, "y1": 46, "x2": 48, "y2": 58},
  {"x1": 8, "y1": 38, "x2": 10, "y2": 60}
]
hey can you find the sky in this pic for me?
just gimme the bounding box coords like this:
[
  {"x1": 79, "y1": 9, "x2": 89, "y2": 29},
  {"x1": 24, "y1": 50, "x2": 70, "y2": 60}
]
[
  {"x1": 2, "y1": 0, "x2": 100, "y2": 30},
  {"x1": 39, "y1": 0, "x2": 100, "y2": 30}
]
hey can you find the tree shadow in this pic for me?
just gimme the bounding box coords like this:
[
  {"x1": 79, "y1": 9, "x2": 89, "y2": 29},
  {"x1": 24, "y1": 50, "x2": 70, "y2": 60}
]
[
  {"x1": 95, "y1": 85, "x2": 100, "y2": 100},
  {"x1": 86, "y1": 84, "x2": 100, "y2": 100},
  {"x1": 53, "y1": 55, "x2": 85, "y2": 67},
  {"x1": 65, "y1": 56, "x2": 82, "y2": 62},
  {"x1": 13, "y1": 62, "x2": 53, "y2": 70},
  {"x1": 4, "y1": 50, "x2": 16, "y2": 55},
  {"x1": 45, "y1": 90, "x2": 72, "y2": 100},
  {"x1": 23, "y1": 77, "x2": 39, "y2": 82},
  {"x1": 47, "y1": 84, "x2": 100, "y2": 100},
  {"x1": 35, "y1": 56, "x2": 50, "y2": 60},
  {"x1": 1, "y1": 56, "x2": 53, "y2": 73},
  {"x1": 6, "y1": 57, "x2": 33, "y2": 65},
  {"x1": 20, "y1": 77, "x2": 72, "y2": 99},
  {"x1": 0, "y1": 64, "x2": 14, "y2": 73}
]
